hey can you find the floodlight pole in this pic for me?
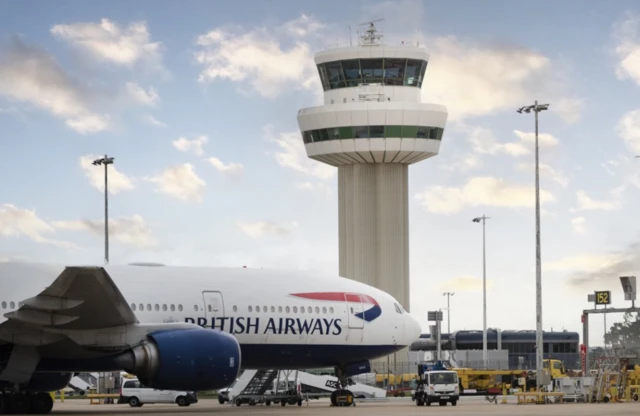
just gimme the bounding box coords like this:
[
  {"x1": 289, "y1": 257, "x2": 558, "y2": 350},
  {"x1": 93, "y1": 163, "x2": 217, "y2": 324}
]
[
  {"x1": 92, "y1": 155, "x2": 114, "y2": 265},
  {"x1": 517, "y1": 101, "x2": 549, "y2": 390},
  {"x1": 443, "y1": 292, "x2": 455, "y2": 334},
  {"x1": 472, "y1": 216, "x2": 490, "y2": 369}
]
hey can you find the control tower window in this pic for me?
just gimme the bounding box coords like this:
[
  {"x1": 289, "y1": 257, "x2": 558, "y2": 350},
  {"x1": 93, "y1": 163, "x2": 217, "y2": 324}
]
[
  {"x1": 317, "y1": 64, "x2": 330, "y2": 90},
  {"x1": 302, "y1": 131, "x2": 313, "y2": 144},
  {"x1": 384, "y1": 59, "x2": 405, "y2": 85},
  {"x1": 325, "y1": 62, "x2": 345, "y2": 89},
  {"x1": 369, "y1": 125, "x2": 384, "y2": 138},
  {"x1": 360, "y1": 59, "x2": 384, "y2": 84},
  {"x1": 328, "y1": 127, "x2": 341, "y2": 140},
  {"x1": 416, "y1": 126, "x2": 428, "y2": 138},
  {"x1": 354, "y1": 126, "x2": 369, "y2": 138},
  {"x1": 404, "y1": 59, "x2": 423, "y2": 86},
  {"x1": 342, "y1": 59, "x2": 361, "y2": 86}
]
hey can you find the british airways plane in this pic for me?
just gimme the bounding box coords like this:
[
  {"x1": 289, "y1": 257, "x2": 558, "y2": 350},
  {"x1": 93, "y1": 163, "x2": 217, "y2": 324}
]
[{"x1": 0, "y1": 262, "x2": 421, "y2": 413}]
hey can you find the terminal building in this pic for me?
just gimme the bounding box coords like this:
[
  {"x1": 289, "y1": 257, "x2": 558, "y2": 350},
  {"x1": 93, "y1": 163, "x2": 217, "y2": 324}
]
[
  {"x1": 410, "y1": 329, "x2": 580, "y2": 370},
  {"x1": 296, "y1": 22, "x2": 447, "y2": 373}
]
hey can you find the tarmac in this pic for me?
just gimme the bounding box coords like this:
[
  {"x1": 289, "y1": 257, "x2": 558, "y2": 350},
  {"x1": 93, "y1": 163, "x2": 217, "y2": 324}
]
[{"x1": 45, "y1": 397, "x2": 640, "y2": 415}]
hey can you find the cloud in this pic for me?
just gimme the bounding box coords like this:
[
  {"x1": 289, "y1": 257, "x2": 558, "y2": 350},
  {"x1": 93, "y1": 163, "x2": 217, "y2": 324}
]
[
  {"x1": 516, "y1": 162, "x2": 569, "y2": 187},
  {"x1": 553, "y1": 98, "x2": 584, "y2": 124},
  {"x1": 613, "y1": 11, "x2": 640, "y2": 88},
  {"x1": 415, "y1": 176, "x2": 555, "y2": 214},
  {"x1": 145, "y1": 164, "x2": 206, "y2": 202},
  {"x1": 51, "y1": 18, "x2": 163, "y2": 70},
  {"x1": 281, "y1": 14, "x2": 326, "y2": 38},
  {"x1": 79, "y1": 154, "x2": 135, "y2": 194},
  {"x1": 0, "y1": 38, "x2": 110, "y2": 134},
  {"x1": 172, "y1": 136, "x2": 208, "y2": 156},
  {"x1": 544, "y1": 253, "x2": 623, "y2": 273},
  {"x1": 144, "y1": 114, "x2": 166, "y2": 128},
  {"x1": 512, "y1": 129, "x2": 559, "y2": 148},
  {"x1": 571, "y1": 190, "x2": 622, "y2": 212},
  {"x1": 237, "y1": 220, "x2": 299, "y2": 239},
  {"x1": 295, "y1": 181, "x2": 333, "y2": 196},
  {"x1": 438, "y1": 276, "x2": 495, "y2": 292},
  {"x1": 193, "y1": 15, "x2": 322, "y2": 99},
  {"x1": 563, "y1": 243, "x2": 640, "y2": 287},
  {"x1": 571, "y1": 217, "x2": 586, "y2": 234},
  {"x1": 206, "y1": 157, "x2": 244, "y2": 174},
  {"x1": 52, "y1": 215, "x2": 156, "y2": 248},
  {"x1": 125, "y1": 82, "x2": 159, "y2": 106},
  {"x1": 0, "y1": 204, "x2": 77, "y2": 249},
  {"x1": 617, "y1": 109, "x2": 640, "y2": 154},
  {"x1": 422, "y1": 36, "x2": 581, "y2": 123},
  {"x1": 467, "y1": 126, "x2": 529, "y2": 156},
  {"x1": 264, "y1": 125, "x2": 335, "y2": 180}
]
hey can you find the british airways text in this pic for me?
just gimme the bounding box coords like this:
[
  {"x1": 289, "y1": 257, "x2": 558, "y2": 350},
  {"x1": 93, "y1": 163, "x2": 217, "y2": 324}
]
[{"x1": 185, "y1": 316, "x2": 343, "y2": 335}]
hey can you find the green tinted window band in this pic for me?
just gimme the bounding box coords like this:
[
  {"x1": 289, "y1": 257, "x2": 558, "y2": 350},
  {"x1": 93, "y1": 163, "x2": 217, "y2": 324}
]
[{"x1": 301, "y1": 126, "x2": 444, "y2": 143}]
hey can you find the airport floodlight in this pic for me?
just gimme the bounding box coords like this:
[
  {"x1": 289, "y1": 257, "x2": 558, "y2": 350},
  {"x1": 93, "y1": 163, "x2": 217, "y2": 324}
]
[
  {"x1": 517, "y1": 100, "x2": 549, "y2": 391},
  {"x1": 620, "y1": 276, "x2": 637, "y2": 302},
  {"x1": 92, "y1": 154, "x2": 114, "y2": 265}
]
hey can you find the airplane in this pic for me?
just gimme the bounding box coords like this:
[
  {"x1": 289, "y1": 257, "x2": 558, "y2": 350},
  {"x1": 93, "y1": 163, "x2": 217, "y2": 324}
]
[{"x1": 0, "y1": 262, "x2": 422, "y2": 413}]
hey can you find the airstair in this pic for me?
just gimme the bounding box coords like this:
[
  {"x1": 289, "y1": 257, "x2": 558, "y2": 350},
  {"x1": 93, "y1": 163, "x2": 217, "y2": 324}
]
[
  {"x1": 224, "y1": 369, "x2": 387, "y2": 406},
  {"x1": 589, "y1": 350, "x2": 635, "y2": 402}
]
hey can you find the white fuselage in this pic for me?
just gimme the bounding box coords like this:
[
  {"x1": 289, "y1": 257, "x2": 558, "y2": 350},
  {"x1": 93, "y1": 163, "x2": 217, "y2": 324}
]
[{"x1": 0, "y1": 263, "x2": 422, "y2": 370}]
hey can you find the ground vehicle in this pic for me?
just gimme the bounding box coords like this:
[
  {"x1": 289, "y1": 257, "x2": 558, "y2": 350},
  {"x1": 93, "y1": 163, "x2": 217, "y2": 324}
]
[
  {"x1": 414, "y1": 364, "x2": 459, "y2": 406},
  {"x1": 119, "y1": 378, "x2": 198, "y2": 407}
]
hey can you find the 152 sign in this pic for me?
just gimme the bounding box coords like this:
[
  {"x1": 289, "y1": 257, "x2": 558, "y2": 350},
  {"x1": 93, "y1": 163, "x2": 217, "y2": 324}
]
[{"x1": 595, "y1": 290, "x2": 611, "y2": 305}]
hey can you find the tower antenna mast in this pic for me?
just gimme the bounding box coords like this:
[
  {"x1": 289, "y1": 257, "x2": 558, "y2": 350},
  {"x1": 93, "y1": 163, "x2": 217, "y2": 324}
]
[{"x1": 358, "y1": 18, "x2": 385, "y2": 46}]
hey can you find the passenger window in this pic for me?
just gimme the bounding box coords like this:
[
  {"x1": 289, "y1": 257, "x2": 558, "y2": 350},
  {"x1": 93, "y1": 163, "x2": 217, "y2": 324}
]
[
  {"x1": 233, "y1": 305, "x2": 238, "y2": 312},
  {"x1": 170, "y1": 304, "x2": 175, "y2": 312},
  {"x1": 131, "y1": 304, "x2": 136, "y2": 311},
  {"x1": 322, "y1": 307, "x2": 327, "y2": 314},
  {"x1": 299, "y1": 307, "x2": 304, "y2": 314},
  {"x1": 286, "y1": 306, "x2": 290, "y2": 313},
  {"x1": 154, "y1": 304, "x2": 159, "y2": 311},
  {"x1": 193, "y1": 304, "x2": 198, "y2": 311},
  {"x1": 10, "y1": 302, "x2": 15, "y2": 309},
  {"x1": 278, "y1": 306, "x2": 283, "y2": 313},
  {"x1": 330, "y1": 307, "x2": 334, "y2": 314},
  {"x1": 178, "y1": 304, "x2": 183, "y2": 312},
  {"x1": 308, "y1": 307, "x2": 312, "y2": 313},
  {"x1": 1, "y1": 301, "x2": 6, "y2": 309},
  {"x1": 147, "y1": 304, "x2": 151, "y2": 311},
  {"x1": 162, "y1": 304, "x2": 167, "y2": 312},
  {"x1": 270, "y1": 306, "x2": 275, "y2": 313},
  {"x1": 293, "y1": 306, "x2": 298, "y2": 313},
  {"x1": 139, "y1": 303, "x2": 144, "y2": 311},
  {"x1": 263, "y1": 306, "x2": 267, "y2": 312},
  {"x1": 248, "y1": 306, "x2": 253, "y2": 312},
  {"x1": 315, "y1": 307, "x2": 320, "y2": 314}
]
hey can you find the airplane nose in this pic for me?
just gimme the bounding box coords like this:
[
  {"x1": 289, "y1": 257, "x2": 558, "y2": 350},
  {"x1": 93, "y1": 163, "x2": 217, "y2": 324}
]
[{"x1": 404, "y1": 313, "x2": 422, "y2": 345}]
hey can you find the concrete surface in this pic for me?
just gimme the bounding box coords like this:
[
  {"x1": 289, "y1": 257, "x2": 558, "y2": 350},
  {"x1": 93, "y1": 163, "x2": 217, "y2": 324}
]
[{"x1": 45, "y1": 397, "x2": 640, "y2": 415}]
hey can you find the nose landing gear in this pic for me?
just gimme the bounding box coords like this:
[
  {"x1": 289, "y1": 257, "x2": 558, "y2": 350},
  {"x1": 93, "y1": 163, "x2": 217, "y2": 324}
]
[{"x1": 330, "y1": 367, "x2": 355, "y2": 407}]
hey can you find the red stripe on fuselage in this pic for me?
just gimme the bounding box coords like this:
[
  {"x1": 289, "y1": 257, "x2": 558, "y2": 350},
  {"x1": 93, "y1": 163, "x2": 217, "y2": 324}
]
[{"x1": 289, "y1": 292, "x2": 379, "y2": 306}]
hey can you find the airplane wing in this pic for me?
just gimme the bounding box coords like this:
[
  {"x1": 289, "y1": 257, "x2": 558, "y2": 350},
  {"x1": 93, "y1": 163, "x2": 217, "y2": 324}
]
[{"x1": 2, "y1": 266, "x2": 138, "y2": 332}]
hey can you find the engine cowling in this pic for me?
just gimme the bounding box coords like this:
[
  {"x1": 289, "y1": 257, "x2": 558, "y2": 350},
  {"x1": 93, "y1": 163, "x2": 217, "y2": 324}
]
[{"x1": 116, "y1": 328, "x2": 241, "y2": 391}]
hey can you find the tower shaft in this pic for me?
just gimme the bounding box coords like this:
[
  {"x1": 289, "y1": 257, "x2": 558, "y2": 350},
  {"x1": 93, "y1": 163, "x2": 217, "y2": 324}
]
[{"x1": 338, "y1": 164, "x2": 410, "y2": 311}]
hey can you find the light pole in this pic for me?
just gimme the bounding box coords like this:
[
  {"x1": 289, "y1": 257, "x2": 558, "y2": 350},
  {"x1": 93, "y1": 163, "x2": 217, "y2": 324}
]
[
  {"x1": 92, "y1": 155, "x2": 114, "y2": 265},
  {"x1": 517, "y1": 101, "x2": 549, "y2": 390},
  {"x1": 443, "y1": 292, "x2": 455, "y2": 334},
  {"x1": 472, "y1": 215, "x2": 490, "y2": 369}
]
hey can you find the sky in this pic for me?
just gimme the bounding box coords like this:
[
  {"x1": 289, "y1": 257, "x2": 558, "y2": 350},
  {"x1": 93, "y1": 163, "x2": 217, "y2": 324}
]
[{"x1": 1, "y1": 0, "x2": 640, "y2": 347}]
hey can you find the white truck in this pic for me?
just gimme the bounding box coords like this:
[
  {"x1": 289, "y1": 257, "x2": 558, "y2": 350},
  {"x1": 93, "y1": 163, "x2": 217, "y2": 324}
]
[{"x1": 413, "y1": 369, "x2": 459, "y2": 407}]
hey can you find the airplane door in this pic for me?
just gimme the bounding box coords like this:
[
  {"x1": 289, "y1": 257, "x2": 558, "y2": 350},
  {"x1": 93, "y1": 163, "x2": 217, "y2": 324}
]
[
  {"x1": 202, "y1": 291, "x2": 225, "y2": 328},
  {"x1": 345, "y1": 293, "x2": 364, "y2": 329}
]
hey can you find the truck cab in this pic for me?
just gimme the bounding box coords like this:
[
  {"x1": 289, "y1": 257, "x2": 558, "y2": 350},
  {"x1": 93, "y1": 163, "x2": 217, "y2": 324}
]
[{"x1": 414, "y1": 370, "x2": 459, "y2": 407}]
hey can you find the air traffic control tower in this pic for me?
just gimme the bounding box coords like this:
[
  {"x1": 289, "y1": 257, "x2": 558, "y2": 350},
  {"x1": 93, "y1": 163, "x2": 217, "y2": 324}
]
[{"x1": 297, "y1": 22, "x2": 448, "y2": 319}]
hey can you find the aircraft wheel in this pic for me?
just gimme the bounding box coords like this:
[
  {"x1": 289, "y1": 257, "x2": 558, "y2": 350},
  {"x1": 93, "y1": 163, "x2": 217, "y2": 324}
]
[{"x1": 30, "y1": 393, "x2": 54, "y2": 414}]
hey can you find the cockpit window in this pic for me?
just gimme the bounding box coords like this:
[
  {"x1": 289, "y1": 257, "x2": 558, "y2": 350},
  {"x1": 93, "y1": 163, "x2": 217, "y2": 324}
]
[{"x1": 394, "y1": 303, "x2": 403, "y2": 314}]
